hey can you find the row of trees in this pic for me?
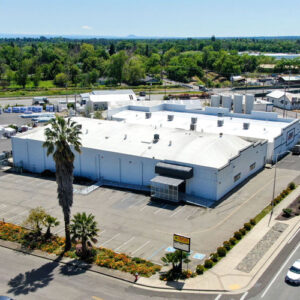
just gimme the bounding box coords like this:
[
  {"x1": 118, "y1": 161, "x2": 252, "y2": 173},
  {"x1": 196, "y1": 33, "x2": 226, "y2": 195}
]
[{"x1": 0, "y1": 38, "x2": 299, "y2": 88}]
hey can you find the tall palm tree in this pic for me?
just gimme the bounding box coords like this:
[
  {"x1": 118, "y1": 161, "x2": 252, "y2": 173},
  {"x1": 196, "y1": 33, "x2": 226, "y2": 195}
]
[
  {"x1": 43, "y1": 116, "x2": 82, "y2": 251},
  {"x1": 70, "y1": 212, "x2": 99, "y2": 258}
]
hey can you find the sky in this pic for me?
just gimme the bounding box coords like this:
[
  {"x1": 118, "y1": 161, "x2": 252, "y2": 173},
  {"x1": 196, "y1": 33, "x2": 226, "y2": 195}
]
[{"x1": 0, "y1": 0, "x2": 299, "y2": 38}]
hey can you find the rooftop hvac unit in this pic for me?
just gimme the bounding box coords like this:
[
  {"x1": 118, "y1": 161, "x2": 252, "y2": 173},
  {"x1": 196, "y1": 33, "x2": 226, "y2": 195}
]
[
  {"x1": 190, "y1": 123, "x2": 197, "y2": 131},
  {"x1": 191, "y1": 117, "x2": 197, "y2": 124},
  {"x1": 217, "y1": 113, "x2": 224, "y2": 117},
  {"x1": 243, "y1": 122, "x2": 250, "y2": 130},
  {"x1": 217, "y1": 119, "x2": 224, "y2": 127},
  {"x1": 168, "y1": 114, "x2": 174, "y2": 121},
  {"x1": 153, "y1": 133, "x2": 160, "y2": 142},
  {"x1": 145, "y1": 112, "x2": 152, "y2": 119}
]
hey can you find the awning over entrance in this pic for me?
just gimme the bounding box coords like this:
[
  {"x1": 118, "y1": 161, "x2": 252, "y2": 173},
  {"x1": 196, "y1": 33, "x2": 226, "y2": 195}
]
[
  {"x1": 150, "y1": 175, "x2": 184, "y2": 186},
  {"x1": 155, "y1": 162, "x2": 193, "y2": 180}
]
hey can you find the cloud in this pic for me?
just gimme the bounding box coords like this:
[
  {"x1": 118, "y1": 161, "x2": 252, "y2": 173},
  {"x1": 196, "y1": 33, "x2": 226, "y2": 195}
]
[{"x1": 82, "y1": 25, "x2": 92, "y2": 30}]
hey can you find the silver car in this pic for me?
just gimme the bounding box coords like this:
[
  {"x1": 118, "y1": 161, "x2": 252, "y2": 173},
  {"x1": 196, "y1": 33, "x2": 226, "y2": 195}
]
[{"x1": 285, "y1": 259, "x2": 300, "y2": 285}]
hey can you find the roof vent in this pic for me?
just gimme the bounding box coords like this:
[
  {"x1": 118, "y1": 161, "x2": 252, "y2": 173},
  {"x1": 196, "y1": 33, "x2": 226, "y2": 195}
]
[
  {"x1": 191, "y1": 117, "x2": 197, "y2": 124},
  {"x1": 243, "y1": 122, "x2": 250, "y2": 130},
  {"x1": 153, "y1": 134, "x2": 160, "y2": 143},
  {"x1": 168, "y1": 114, "x2": 174, "y2": 121},
  {"x1": 85, "y1": 129, "x2": 88, "y2": 134},
  {"x1": 190, "y1": 123, "x2": 197, "y2": 131},
  {"x1": 219, "y1": 132, "x2": 223, "y2": 138},
  {"x1": 145, "y1": 112, "x2": 152, "y2": 119},
  {"x1": 217, "y1": 119, "x2": 224, "y2": 127},
  {"x1": 218, "y1": 113, "x2": 224, "y2": 117},
  {"x1": 124, "y1": 134, "x2": 127, "y2": 140},
  {"x1": 169, "y1": 140, "x2": 172, "y2": 146}
]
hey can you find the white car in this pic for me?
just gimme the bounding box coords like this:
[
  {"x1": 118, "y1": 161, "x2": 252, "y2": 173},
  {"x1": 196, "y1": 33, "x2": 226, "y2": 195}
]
[{"x1": 285, "y1": 259, "x2": 300, "y2": 285}]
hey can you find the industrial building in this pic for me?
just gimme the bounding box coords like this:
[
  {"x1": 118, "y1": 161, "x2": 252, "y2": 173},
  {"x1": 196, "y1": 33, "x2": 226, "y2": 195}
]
[
  {"x1": 81, "y1": 90, "x2": 137, "y2": 111},
  {"x1": 108, "y1": 100, "x2": 300, "y2": 163},
  {"x1": 267, "y1": 90, "x2": 300, "y2": 110},
  {"x1": 12, "y1": 117, "x2": 268, "y2": 205}
]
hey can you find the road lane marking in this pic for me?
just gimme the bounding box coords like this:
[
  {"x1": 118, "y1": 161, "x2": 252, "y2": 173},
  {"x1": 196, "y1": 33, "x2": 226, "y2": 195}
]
[
  {"x1": 287, "y1": 227, "x2": 300, "y2": 244},
  {"x1": 261, "y1": 242, "x2": 300, "y2": 298},
  {"x1": 1, "y1": 207, "x2": 20, "y2": 217},
  {"x1": 101, "y1": 233, "x2": 120, "y2": 247},
  {"x1": 131, "y1": 240, "x2": 151, "y2": 255},
  {"x1": 214, "y1": 294, "x2": 221, "y2": 300},
  {"x1": 170, "y1": 206, "x2": 185, "y2": 217},
  {"x1": 240, "y1": 292, "x2": 248, "y2": 300},
  {"x1": 114, "y1": 236, "x2": 135, "y2": 251},
  {"x1": 6, "y1": 210, "x2": 28, "y2": 221}
]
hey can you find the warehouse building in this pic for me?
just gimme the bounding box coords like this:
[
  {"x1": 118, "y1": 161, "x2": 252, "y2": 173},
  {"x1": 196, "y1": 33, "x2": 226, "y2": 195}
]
[
  {"x1": 12, "y1": 117, "x2": 267, "y2": 206},
  {"x1": 108, "y1": 101, "x2": 300, "y2": 163},
  {"x1": 267, "y1": 90, "x2": 300, "y2": 110},
  {"x1": 82, "y1": 90, "x2": 137, "y2": 111}
]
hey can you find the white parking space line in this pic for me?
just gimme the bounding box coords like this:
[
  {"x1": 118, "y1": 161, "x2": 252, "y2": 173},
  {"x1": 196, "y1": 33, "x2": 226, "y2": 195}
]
[
  {"x1": 184, "y1": 207, "x2": 199, "y2": 220},
  {"x1": 131, "y1": 240, "x2": 151, "y2": 255},
  {"x1": 101, "y1": 233, "x2": 120, "y2": 247},
  {"x1": 139, "y1": 204, "x2": 148, "y2": 211},
  {"x1": 6, "y1": 210, "x2": 28, "y2": 221},
  {"x1": 261, "y1": 242, "x2": 300, "y2": 298},
  {"x1": 240, "y1": 292, "x2": 248, "y2": 300},
  {"x1": 170, "y1": 206, "x2": 185, "y2": 218},
  {"x1": 287, "y1": 227, "x2": 300, "y2": 244},
  {"x1": 54, "y1": 227, "x2": 66, "y2": 235},
  {"x1": 214, "y1": 294, "x2": 222, "y2": 300},
  {"x1": 1, "y1": 207, "x2": 20, "y2": 217},
  {"x1": 129, "y1": 198, "x2": 146, "y2": 208},
  {"x1": 154, "y1": 204, "x2": 168, "y2": 215},
  {"x1": 0, "y1": 204, "x2": 7, "y2": 211},
  {"x1": 114, "y1": 236, "x2": 135, "y2": 252}
]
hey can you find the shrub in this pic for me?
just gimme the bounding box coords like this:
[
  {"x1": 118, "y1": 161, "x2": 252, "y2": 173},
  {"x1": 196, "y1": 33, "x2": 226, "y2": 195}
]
[
  {"x1": 196, "y1": 264, "x2": 205, "y2": 275},
  {"x1": 244, "y1": 223, "x2": 252, "y2": 231},
  {"x1": 217, "y1": 247, "x2": 227, "y2": 257},
  {"x1": 282, "y1": 208, "x2": 293, "y2": 217},
  {"x1": 234, "y1": 231, "x2": 242, "y2": 240},
  {"x1": 288, "y1": 182, "x2": 296, "y2": 190},
  {"x1": 250, "y1": 219, "x2": 256, "y2": 226},
  {"x1": 283, "y1": 189, "x2": 289, "y2": 196},
  {"x1": 204, "y1": 259, "x2": 213, "y2": 269},
  {"x1": 239, "y1": 228, "x2": 246, "y2": 236},
  {"x1": 229, "y1": 237, "x2": 237, "y2": 245},
  {"x1": 211, "y1": 253, "x2": 218, "y2": 262},
  {"x1": 223, "y1": 241, "x2": 231, "y2": 251}
]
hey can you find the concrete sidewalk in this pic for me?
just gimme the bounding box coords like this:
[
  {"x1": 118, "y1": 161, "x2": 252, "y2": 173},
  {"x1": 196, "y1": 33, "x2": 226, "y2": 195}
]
[{"x1": 137, "y1": 187, "x2": 300, "y2": 292}]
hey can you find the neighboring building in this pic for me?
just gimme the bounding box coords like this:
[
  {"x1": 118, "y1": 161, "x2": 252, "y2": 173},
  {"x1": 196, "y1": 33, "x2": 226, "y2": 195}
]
[
  {"x1": 278, "y1": 75, "x2": 300, "y2": 85},
  {"x1": 231, "y1": 76, "x2": 246, "y2": 84},
  {"x1": 267, "y1": 90, "x2": 300, "y2": 110},
  {"x1": 12, "y1": 117, "x2": 267, "y2": 206},
  {"x1": 81, "y1": 90, "x2": 137, "y2": 111},
  {"x1": 108, "y1": 101, "x2": 300, "y2": 163}
]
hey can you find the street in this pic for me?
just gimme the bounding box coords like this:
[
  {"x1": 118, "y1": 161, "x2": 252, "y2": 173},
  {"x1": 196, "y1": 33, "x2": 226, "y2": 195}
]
[{"x1": 0, "y1": 227, "x2": 298, "y2": 299}]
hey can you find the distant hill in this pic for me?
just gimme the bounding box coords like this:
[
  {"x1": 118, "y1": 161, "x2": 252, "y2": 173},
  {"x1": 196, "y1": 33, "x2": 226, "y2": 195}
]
[{"x1": 0, "y1": 33, "x2": 300, "y2": 40}]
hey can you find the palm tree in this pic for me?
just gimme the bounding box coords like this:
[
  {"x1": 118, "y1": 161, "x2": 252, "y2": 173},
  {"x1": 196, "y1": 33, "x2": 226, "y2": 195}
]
[
  {"x1": 43, "y1": 116, "x2": 82, "y2": 251},
  {"x1": 44, "y1": 215, "x2": 60, "y2": 239},
  {"x1": 70, "y1": 212, "x2": 99, "y2": 258}
]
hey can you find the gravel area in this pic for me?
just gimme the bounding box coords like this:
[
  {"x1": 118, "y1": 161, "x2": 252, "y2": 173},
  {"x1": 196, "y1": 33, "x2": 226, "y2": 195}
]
[{"x1": 236, "y1": 222, "x2": 288, "y2": 273}]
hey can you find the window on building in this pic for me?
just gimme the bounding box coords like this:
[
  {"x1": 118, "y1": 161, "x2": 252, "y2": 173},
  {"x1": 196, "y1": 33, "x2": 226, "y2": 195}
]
[
  {"x1": 250, "y1": 163, "x2": 256, "y2": 171},
  {"x1": 234, "y1": 173, "x2": 241, "y2": 182}
]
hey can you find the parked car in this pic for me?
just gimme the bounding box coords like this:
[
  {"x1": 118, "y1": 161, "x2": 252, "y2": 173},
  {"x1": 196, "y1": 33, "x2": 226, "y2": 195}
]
[
  {"x1": 291, "y1": 144, "x2": 300, "y2": 155},
  {"x1": 285, "y1": 259, "x2": 300, "y2": 285},
  {"x1": 139, "y1": 91, "x2": 146, "y2": 97},
  {"x1": 32, "y1": 97, "x2": 49, "y2": 105}
]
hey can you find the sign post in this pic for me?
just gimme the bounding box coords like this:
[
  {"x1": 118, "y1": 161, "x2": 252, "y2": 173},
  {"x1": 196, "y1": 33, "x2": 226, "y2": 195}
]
[{"x1": 173, "y1": 234, "x2": 191, "y2": 273}]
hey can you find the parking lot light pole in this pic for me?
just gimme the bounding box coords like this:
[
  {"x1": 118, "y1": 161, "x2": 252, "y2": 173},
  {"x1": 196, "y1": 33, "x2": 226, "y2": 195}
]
[{"x1": 268, "y1": 150, "x2": 290, "y2": 226}]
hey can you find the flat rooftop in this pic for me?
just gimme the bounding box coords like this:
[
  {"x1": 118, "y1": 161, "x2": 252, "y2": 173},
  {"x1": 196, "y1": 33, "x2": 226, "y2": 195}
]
[
  {"x1": 15, "y1": 117, "x2": 258, "y2": 169},
  {"x1": 112, "y1": 110, "x2": 291, "y2": 142}
]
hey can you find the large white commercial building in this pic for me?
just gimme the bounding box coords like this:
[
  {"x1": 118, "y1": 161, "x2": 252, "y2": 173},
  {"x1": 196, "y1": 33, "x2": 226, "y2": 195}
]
[
  {"x1": 267, "y1": 90, "x2": 300, "y2": 110},
  {"x1": 108, "y1": 101, "x2": 300, "y2": 163},
  {"x1": 12, "y1": 117, "x2": 267, "y2": 206}
]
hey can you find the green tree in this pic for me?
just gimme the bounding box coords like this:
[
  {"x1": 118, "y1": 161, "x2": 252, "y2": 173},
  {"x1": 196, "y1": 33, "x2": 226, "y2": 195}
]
[
  {"x1": 123, "y1": 56, "x2": 145, "y2": 85},
  {"x1": 15, "y1": 60, "x2": 30, "y2": 88},
  {"x1": 32, "y1": 67, "x2": 41, "y2": 87},
  {"x1": 70, "y1": 212, "x2": 99, "y2": 257},
  {"x1": 69, "y1": 64, "x2": 81, "y2": 85},
  {"x1": 43, "y1": 117, "x2": 82, "y2": 251},
  {"x1": 54, "y1": 72, "x2": 68, "y2": 87},
  {"x1": 107, "y1": 51, "x2": 128, "y2": 84},
  {"x1": 23, "y1": 207, "x2": 47, "y2": 235},
  {"x1": 161, "y1": 250, "x2": 190, "y2": 273},
  {"x1": 44, "y1": 215, "x2": 60, "y2": 239},
  {"x1": 109, "y1": 43, "x2": 116, "y2": 56}
]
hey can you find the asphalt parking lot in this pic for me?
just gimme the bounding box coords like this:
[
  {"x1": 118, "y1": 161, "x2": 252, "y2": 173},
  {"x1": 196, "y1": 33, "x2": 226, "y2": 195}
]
[{"x1": 0, "y1": 153, "x2": 299, "y2": 269}]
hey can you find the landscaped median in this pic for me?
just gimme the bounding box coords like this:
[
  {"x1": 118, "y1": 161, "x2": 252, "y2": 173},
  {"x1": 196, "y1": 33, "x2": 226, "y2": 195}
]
[
  {"x1": 0, "y1": 221, "x2": 161, "y2": 278},
  {"x1": 159, "y1": 182, "x2": 298, "y2": 281}
]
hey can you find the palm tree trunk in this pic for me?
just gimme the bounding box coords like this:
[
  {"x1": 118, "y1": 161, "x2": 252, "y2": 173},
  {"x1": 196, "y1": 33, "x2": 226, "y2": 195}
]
[{"x1": 64, "y1": 212, "x2": 71, "y2": 250}]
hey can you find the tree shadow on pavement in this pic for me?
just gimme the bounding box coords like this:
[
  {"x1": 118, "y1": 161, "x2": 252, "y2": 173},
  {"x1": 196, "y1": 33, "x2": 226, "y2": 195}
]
[
  {"x1": 6, "y1": 255, "x2": 63, "y2": 296},
  {"x1": 59, "y1": 260, "x2": 91, "y2": 276}
]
